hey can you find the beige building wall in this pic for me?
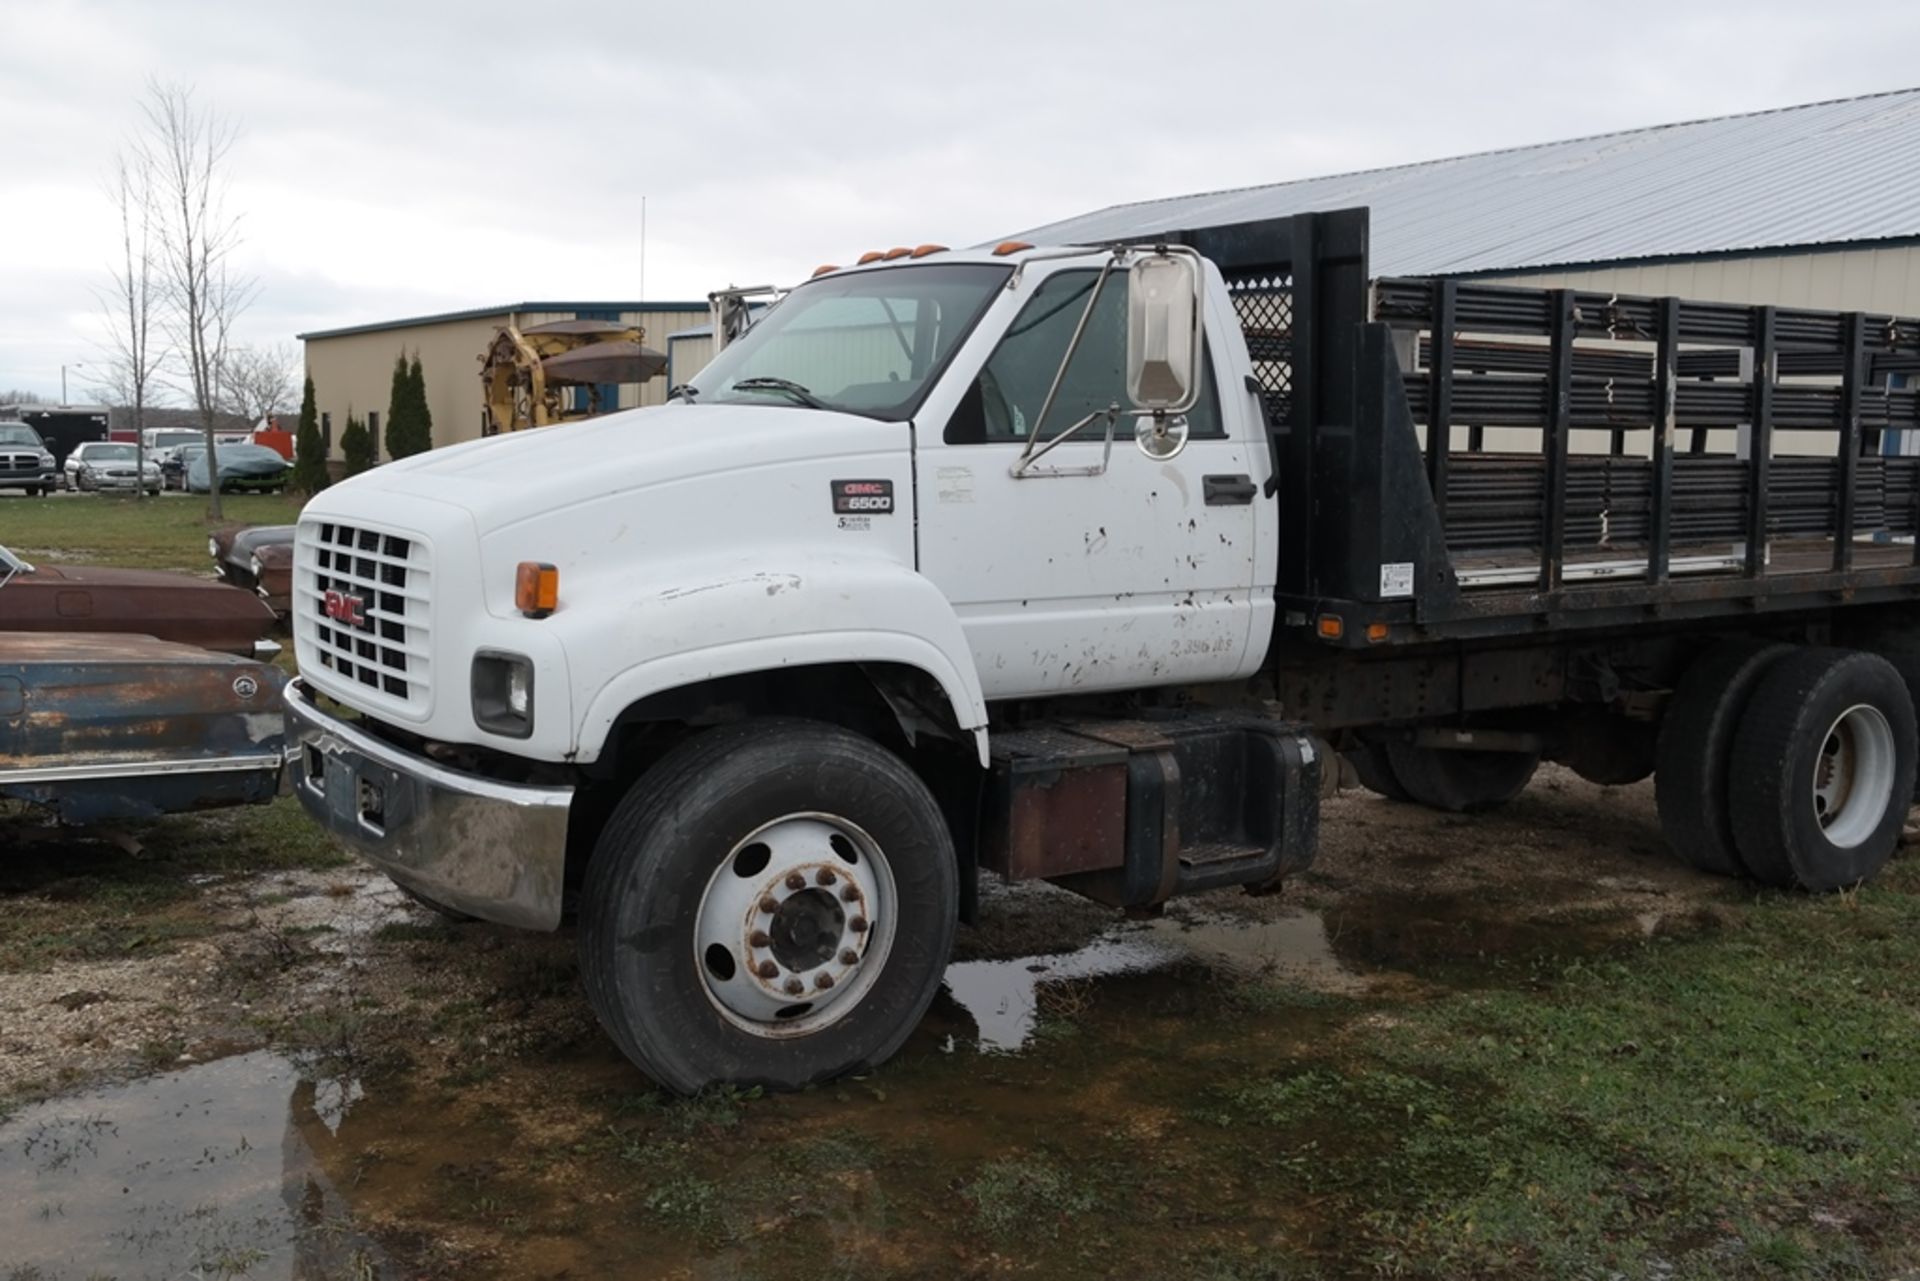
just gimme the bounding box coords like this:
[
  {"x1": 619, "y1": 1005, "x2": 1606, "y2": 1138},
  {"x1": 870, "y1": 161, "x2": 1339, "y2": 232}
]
[
  {"x1": 302, "y1": 304, "x2": 708, "y2": 459},
  {"x1": 1483, "y1": 244, "x2": 1920, "y2": 317}
]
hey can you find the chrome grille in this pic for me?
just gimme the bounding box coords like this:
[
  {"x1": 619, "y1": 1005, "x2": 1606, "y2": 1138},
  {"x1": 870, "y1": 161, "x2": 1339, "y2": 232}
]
[
  {"x1": 0, "y1": 452, "x2": 41, "y2": 470},
  {"x1": 298, "y1": 520, "x2": 432, "y2": 715}
]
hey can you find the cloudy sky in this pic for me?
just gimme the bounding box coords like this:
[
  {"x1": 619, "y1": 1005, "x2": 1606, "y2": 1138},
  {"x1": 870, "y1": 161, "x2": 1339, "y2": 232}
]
[{"x1": 3, "y1": 0, "x2": 1917, "y2": 402}]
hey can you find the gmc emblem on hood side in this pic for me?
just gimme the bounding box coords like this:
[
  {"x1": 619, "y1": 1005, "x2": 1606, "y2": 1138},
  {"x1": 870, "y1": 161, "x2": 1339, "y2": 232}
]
[{"x1": 323, "y1": 589, "x2": 367, "y2": 628}]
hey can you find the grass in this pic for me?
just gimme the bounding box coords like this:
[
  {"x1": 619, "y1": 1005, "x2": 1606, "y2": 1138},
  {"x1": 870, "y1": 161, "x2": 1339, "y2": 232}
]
[
  {"x1": 0, "y1": 490, "x2": 305, "y2": 573},
  {"x1": 1189, "y1": 860, "x2": 1920, "y2": 1278}
]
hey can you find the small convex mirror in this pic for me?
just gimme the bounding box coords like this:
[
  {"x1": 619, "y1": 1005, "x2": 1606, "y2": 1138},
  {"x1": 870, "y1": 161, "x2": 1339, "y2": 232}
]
[
  {"x1": 1126, "y1": 253, "x2": 1201, "y2": 412},
  {"x1": 1136, "y1": 414, "x2": 1190, "y2": 460}
]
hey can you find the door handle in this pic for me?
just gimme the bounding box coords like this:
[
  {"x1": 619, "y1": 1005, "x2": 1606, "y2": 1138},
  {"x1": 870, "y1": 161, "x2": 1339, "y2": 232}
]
[{"x1": 1203, "y1": 474, "x2": 1258, "y2": 505}]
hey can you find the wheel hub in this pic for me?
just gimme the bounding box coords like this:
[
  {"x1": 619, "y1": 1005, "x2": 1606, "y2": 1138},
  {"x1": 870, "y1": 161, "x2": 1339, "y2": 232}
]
[
  {"x1": 695, "y1": 814, "x2": 893, "y2": 1037},
  {"x1": 1812, "y1": 702, "x2": 1897, "y2": 850}
]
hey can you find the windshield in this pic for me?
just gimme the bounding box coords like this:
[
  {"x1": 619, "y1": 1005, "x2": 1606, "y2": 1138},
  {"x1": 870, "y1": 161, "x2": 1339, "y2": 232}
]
[
  {"x1": 0, "y1": 424, "x2": 44, "y2": 448},
  {"x1": 690, "y1": 263, "x2": 1011, "y2": 421},
  {"x1": 83, "y1": 444, "x2": 137, "y2": 462},
  {"x1": 151, "y1": 432, "x2": 201, "y2": 449}
]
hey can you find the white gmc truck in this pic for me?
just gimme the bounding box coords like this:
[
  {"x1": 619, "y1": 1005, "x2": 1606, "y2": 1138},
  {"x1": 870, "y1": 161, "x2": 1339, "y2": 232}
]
[{"x1": 290, "y1": 208, "x2": 1920, "y2": 1092}]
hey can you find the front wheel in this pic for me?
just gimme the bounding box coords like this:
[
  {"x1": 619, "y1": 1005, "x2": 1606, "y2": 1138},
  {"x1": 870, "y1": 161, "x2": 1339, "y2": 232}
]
[{"x1": 579, "y1": 719, "x2": 958, "y2": 1094}]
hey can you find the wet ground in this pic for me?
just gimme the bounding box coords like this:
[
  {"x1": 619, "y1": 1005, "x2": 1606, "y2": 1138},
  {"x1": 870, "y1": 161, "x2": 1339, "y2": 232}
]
[{"x1": 4, "y1": 769, "x2": 1917, "y2": 1279}]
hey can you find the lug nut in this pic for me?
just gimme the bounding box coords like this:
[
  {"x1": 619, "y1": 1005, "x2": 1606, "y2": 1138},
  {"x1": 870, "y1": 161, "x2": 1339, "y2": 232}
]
[
  {"x1": 816, "y1": 868, "x2": 836, "y2": 886},
  {"x1": 849, "y1": 916, "x2": 868, "y2": 934},
  {"x1": 758, "y1": 895, "x2": 779, "y2": 914},
  {"x1": 749, "y1": 930, "x2": 771, "y2": 949},
  {"x1": 756, "y1": 960, "x2": 779, "y2": 980},
  {"x1": 815, "y1": 973, "x2": 835, "y2": 990},
  {"x1": 785, "y1": 872, "x2": 807, "y2": 891},
  {"x1": 840, "y1": 949, "x2": 859, "y2": 965},
  {"x1": 784, "y1": 977, "x2": 805, "y2": 995},
  {"x1": 840, "y1": 885, "x2": 860, "y2": 903}
]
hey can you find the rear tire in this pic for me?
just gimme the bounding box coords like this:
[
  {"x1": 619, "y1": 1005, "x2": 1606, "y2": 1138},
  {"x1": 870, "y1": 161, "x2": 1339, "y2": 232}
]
[
  {"x1": 1383, "y1": 740, "x2": 1539, "y2": 812},
  {"x1": 1728, "y1": 649, "x2": 1916, "y2": 892},
  {"x1": 1654, "y1": 641, "x2": 1790, "y2": 878},
  {"x1": 1345, "y1": 739, "x2": 1412, "y2": 802},
  {"x1": 579, "y1": 719, "x2": 958, "y2": 1094}
]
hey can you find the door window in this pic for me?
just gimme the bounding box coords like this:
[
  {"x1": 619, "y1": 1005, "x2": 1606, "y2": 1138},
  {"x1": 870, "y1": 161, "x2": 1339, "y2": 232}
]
[{"x1": 947, "y1": 268, "x2": 1222, "y2": 444}]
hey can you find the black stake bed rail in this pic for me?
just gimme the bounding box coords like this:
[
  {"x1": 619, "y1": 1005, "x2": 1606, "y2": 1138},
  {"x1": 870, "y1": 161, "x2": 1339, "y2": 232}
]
[{"x1": 1156, "y1": 207, "x2": 1920, "y2": 648}]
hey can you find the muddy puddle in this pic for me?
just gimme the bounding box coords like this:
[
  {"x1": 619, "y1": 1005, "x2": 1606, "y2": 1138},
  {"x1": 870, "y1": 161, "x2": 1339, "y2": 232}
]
[
  {"x1": 0, "y1": 774, "x2": 1737, "y2": 1278},
  {"x1": 0, "y1": 1051, "x2": 386, "y2": 1279},
  {"x1": 0, "y1": 904, "x2": 1372, "y2": 1278}
]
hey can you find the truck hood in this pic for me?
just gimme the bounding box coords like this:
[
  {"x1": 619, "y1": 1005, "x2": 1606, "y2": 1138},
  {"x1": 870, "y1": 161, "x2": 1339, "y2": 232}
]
[{"x1": 338, "y1": 403, "x2": 905, "y2": 531}]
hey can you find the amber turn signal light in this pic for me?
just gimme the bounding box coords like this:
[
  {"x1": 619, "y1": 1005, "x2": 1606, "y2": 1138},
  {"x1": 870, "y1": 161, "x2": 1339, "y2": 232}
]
[
  {"x1": 1316, "y1": 614, "x2": 1344, "y2": 640},
  {"x1": 515, "y1": 562, "x2": 559, "y2": 618}
]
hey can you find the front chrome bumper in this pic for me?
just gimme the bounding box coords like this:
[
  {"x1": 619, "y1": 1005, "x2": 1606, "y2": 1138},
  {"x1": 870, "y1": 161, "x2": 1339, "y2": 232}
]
[{"x1": 285, "y1": 678, "x2": 573, "y2": 930}]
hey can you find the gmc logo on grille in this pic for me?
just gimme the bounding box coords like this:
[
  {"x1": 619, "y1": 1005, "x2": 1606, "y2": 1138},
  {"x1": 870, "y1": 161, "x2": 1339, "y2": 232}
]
[{"x1": 323, "y1": 589, "x2": 367, "y2": 628}]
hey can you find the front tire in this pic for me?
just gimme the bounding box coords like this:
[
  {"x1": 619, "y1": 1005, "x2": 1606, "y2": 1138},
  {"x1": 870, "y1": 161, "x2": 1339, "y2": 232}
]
[{"x1": 580, "y1": 719, "x2": 958, "y2": 1094}]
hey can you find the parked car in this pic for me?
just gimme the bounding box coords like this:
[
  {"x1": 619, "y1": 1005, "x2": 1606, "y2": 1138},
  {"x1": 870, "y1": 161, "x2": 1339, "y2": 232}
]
[
  {"x1": 64, "y1": 441, "x2": 162, "y2": 494},
  {"x1": 0, "y1": 542, "x2": 278, "y2": 657},
  {"x1": 161, "y1": 443, "x2": 205, "y2": 491},
  {"x1": 0, "y1": 631, "x2": 287, "y2": 824},
  {"x1": 143, "y1": 428, "x2": 209, "y2": 474},
  {"x1": 210, "y1": 524, "x2": 295, "y2": 616},
  {"x1": 187, "y1": 442, "x2": 291, "y2": 493},
  {"x1": 0, "y1": 421, "x2": 60, "y2": 496}
]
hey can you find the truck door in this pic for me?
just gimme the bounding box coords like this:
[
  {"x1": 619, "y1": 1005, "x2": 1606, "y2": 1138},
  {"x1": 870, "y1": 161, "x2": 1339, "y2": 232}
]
[{"x1": 915, "y1": 264, "x2": 1267, "y2": 700}]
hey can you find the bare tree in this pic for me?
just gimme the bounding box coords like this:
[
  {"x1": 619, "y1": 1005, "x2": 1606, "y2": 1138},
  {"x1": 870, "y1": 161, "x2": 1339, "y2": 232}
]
[
  {"x1": 0, "y1": 389, "x2": 48, "y2": 407},
  {"x1": 143, "y1": 80, "x2": 255, "y2": 520},
  {"x1": 220, "y1": 342, "x2": 298, "y2": 428},
  {"x1": 95, "y1": 145, "x2": 169, "y2": 498}
]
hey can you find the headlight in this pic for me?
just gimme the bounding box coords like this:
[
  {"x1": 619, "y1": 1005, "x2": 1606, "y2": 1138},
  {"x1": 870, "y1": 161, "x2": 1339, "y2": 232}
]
[
  {"x1": 471, "y1": 651, "x2": 534, "y2": 738},
  {"x1": 249, "y1": 555, "x2": 263, "y2": 575},
  {"x1": 207, "y1": 537, "x2": 219, "y2": 559},
  {"x1": 37, "y1": 452, "x2": 53, "y2": 468}
]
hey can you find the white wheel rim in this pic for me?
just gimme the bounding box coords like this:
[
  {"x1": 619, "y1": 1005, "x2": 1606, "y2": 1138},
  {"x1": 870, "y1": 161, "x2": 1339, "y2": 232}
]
[
  {"x1": 1812, "y1": 703, "x2": 1897, "y2": 850},
  {"x1": 694, "y1": 812, "x2": 897, "y2": 1039}
]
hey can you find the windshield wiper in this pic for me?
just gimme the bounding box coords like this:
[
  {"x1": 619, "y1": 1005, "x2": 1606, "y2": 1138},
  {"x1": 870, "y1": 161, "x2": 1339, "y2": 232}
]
[
  {"x1": 730, "y1": 377, "x2": 826, "y2": 409},
  {"x1": 667, "y1": 384, "x2": 700, "y2": 403}
]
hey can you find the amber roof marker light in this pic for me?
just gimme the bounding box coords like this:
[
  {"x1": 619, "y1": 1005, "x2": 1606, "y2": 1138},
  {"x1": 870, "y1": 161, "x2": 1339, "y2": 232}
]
[{"x1": 992, "y1": 241, "x2": 1034, "y2": 256}]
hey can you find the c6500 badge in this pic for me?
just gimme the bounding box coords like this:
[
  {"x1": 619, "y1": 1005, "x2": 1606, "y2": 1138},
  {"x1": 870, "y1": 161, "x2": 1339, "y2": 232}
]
[{"x1": 831, "y1": 479, "x2": 894, "y2": 515}]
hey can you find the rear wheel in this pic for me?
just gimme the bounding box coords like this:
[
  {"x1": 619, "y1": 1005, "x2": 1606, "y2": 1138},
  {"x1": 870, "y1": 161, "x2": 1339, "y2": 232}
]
[
  {"x1": 580, "y1": 719, "x2": 958, "y2": 1094},
  {"x1": 1728, "y1": 649, "x2": 1916, "y2": 891},
  {"x1": 1345, "y1": 739, "x2": 1411, "y2": 801},
  {"x1": 1383, "y1": 740, "x2": 1539, "y2": 812},
  {"x1": 1654, "y1": 641, "x2": 1790, "y2": 878}
]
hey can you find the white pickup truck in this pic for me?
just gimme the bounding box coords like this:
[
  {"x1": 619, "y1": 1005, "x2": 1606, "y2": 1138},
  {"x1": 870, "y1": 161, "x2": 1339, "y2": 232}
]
[{"x1": 289, "y1": 208, "x2": 1920, "y2": 1092}]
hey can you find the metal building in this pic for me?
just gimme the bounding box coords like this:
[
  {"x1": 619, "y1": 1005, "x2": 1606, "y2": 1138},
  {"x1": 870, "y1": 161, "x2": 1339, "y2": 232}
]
[
  {"x1": 299, "y1": 301, "x2": 706, "y2": 461},
  {"x1": 1016, "y1": 88, "x2": 1920, "y2": 315}
]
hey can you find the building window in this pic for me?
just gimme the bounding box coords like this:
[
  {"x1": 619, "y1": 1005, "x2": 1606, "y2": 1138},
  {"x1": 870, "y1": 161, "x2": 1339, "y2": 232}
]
[
  {"x1": 321, "y1": 412, "x2": 331, "y2": 453},
  {"x1": 367, "y1": 410, "x2": 380, "y2": 461}
]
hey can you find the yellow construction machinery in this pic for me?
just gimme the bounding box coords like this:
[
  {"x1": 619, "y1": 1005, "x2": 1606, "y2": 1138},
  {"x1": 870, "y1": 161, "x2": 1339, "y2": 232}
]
[{"x1": 478, "y1": 319, "x2": 668, "y2": 435}]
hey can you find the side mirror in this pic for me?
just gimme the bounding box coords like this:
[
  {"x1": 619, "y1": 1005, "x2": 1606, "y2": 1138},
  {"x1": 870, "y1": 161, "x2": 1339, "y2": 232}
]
[{"x1": 1126, "y1": 253, "x2": 1202, "y2": 413}]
